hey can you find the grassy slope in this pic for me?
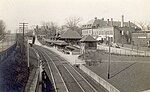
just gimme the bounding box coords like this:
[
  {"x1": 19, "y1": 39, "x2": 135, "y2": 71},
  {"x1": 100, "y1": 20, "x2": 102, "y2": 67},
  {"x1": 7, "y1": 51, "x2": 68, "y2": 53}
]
[{"x1": 0, "y1": 48, "x2": 29, "y2": 92}]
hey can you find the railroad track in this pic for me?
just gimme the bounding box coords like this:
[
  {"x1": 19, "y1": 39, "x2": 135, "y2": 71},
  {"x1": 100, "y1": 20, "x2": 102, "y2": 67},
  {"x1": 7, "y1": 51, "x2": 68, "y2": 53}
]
[
  {"x1": 34, "y1": 46, "x2": 68, "y2": 92},
  {"x1": 34, "y1": 45, "x2": 108, "y2": 92}
]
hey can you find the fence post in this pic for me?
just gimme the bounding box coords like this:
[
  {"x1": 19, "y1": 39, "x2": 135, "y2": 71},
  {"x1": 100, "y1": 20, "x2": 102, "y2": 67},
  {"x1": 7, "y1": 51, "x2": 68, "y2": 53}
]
[
  {"x1": 120, "y1": 50, "x2": 121, "y2": 55},
  {"x1": 144, "y1": 51, "x2": 146, "y2": 56},
  {"x1": 137, "y1": 44, "x2": 138, "y2": 56}
]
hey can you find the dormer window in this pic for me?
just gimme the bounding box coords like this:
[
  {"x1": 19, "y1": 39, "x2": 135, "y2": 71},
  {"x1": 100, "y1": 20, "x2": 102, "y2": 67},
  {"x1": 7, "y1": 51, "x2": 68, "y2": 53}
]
[
  {"x1": 92, "y1": 26, "x2": 96, "y2": 28},
  {"x1": 89, "y1": 24, "x2": 92, "y2": 27}
]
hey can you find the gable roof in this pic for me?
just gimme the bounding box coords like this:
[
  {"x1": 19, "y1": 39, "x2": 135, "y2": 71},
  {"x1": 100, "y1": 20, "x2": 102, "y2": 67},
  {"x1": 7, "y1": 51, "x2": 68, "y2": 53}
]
[
  {"x1": 80, "y1": 35, "x2": 97, "y2": 42},
  {"x1": 110, "y1": 21, "x2": 139, "y2": 28},
  {"x1": 115, "y1": 26, "x2": 136, "y2": 33},
  {"x1": 83, "y1": 18, "x2": 139, "y2": 29},
  {"x1": 85, "y1": 19, "x2": 107, "y2": 28},
  {"x1": 59, "y1": 29, "x2": 82, "y2": 39}
]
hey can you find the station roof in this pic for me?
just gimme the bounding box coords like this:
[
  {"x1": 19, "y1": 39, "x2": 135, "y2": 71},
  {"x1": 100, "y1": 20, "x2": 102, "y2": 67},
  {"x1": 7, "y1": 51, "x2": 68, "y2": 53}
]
[
  {"x1": 80, "y1": 35, "x2": 97, "y2": 42},
  {"x1": 44, "y1": 39, "x2": 68, "y2": 46},
  {"x1": 59, "y1": 29, "x2": 82, "y2": 39},
  {"x1": 54, "y1": 42, "x2": 68, "y2": 46}
]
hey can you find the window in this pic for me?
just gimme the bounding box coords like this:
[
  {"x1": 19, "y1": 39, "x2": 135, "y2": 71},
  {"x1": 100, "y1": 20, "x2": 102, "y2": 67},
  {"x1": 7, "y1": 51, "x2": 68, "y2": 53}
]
[
  {"x1": 88, "y1": 43, "x2": 95, "y2": 47},
  {"x1": 127, "y1": 31, "x2": 129, "y2": 35},
  {"x1": 97, "y1": 30, "x2": 99, "y2": 35},
  {"x1": 88, "y1": 30, "x2": 91, "y2": 34},
  {"x1": 99, "y1": 31, "x2": 101, "y2": 35},
  {"x1": 105, "y1": 31, "x2": 108, "y2": 35},
  {"x1": 110, "y1": 30, "x2": 113, "y2": 35},
  {"x1": 102, "y1": 31, "x2": 104, "y2": 35}
]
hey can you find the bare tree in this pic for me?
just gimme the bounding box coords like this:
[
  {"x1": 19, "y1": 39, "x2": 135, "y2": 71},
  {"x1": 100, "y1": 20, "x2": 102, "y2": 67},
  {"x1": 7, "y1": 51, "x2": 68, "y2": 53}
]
[
  {"x1": 136, "y1": 21, "x2": 150, "y2": 30},
  {"x1": 137, "y1": 21, "x2": 146, "y2": 30},
  {"x1": 41, "y1": 21, "x2": 58, "y2": 37},
  {"x1": 146, "y1": 22, "x2": 150, "y2": 30},
  {"x1": 0, "y1": 20, "x2": 6, "y2": 35},
  {"x1": 65, "y1": 16, "x2": 81, "y2": 30}
]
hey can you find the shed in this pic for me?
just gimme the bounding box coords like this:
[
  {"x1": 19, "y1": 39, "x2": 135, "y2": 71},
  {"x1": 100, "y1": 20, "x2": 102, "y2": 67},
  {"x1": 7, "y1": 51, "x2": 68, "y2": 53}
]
[
  {"x1": 132, "y1": 30, "x2": 150, "y2": 47},
  {"x1": 80, "y1": 35, "x2": 97, "y2": 54}
]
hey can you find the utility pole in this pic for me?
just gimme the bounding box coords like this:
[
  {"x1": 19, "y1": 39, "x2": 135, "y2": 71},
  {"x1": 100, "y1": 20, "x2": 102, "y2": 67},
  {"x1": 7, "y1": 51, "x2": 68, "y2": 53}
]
[
  {"x1": 107, "y1": 37, "x2": 111, "y2": 79},
  {"x1": 19, "y1": 23, "x2": 28, "y2": 54},
  {"x1": 121, "y1": 30, "x2": 124, "y2": 47}
]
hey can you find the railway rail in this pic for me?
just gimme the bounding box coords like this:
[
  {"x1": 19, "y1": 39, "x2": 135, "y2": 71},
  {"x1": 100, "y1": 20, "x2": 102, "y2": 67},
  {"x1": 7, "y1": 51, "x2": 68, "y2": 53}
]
[{"x1": 34, "y1": 45, "x2": 108, "y2": 92}]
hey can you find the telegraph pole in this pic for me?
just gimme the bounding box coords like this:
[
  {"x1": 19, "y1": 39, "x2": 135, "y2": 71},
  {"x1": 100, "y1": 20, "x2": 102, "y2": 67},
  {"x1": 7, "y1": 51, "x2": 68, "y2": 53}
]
[
  {"x1": 108, "y1": 37, "x2": 111, "y2": 79},
  {"x1": 121, "y1": 30, "x2": 124, "y2": 47},
  {"x1": 19, "y1": 23, "x2": 28, "y2": 54}
]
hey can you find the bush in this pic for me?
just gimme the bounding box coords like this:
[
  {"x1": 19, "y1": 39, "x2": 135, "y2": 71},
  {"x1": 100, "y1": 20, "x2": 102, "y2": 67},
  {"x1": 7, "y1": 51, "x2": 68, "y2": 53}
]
[{"x1": 78, "y1": 50, "x2": 105, "y2": 66}]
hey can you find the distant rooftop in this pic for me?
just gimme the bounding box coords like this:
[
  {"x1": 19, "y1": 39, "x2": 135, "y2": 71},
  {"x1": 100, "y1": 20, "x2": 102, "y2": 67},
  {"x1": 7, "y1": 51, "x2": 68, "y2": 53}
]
[
  {"x1": 59, "y1": 29, "x2": 82, "y2": 39},
  {"x1": 80, "y1": 35, "x2": 97, "y2": 42},
  {"x1": 82, "y1": 17, "x2": 139, "y2": 29},
  {"x1": 132, "y1": 30, "x2": 150, "y2": 33}
]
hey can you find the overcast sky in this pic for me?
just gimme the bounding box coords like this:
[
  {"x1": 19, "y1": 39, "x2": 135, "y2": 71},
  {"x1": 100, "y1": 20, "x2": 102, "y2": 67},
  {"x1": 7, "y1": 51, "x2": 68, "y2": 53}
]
[{"x1": 0, "y1": 0, "x2": 150, "y2": 32}]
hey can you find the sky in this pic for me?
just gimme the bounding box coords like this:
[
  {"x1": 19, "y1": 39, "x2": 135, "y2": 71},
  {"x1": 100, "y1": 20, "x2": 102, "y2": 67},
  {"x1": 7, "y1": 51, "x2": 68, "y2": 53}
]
[{"x1": 0, "y1": 0, "x2": 150, "y2": 32}]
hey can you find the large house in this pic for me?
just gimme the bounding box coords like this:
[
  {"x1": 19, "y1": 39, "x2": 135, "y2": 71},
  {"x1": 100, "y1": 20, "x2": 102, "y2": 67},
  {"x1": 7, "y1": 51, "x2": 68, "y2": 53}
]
[{"x1": 82, "y1": 15, "x2": 139, "y2": 44}]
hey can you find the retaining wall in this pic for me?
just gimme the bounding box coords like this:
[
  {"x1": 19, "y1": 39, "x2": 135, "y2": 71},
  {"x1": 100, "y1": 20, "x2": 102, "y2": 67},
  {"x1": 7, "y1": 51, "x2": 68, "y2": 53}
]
[{"x1": 79, "y1": 64, "x2": 120, "y2": 92}]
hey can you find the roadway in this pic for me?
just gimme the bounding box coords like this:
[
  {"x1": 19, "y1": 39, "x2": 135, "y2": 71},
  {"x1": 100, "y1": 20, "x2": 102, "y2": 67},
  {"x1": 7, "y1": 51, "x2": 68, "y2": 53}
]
[{"x1": 33, "y1": 45, "x2": 108, "y2": 92}]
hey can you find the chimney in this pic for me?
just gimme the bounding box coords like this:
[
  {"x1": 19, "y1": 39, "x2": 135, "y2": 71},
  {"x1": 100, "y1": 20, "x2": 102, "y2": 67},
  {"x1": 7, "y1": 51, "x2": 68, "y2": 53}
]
[
  {"x1": 121, "y1": 15, "x2": 124, "y2": 27},
  {"x1": 102, "y1": 18, "x2": 104, "y2": 21},
  {"x1": 107, "y1": 19, "x2": 110, "y2": 26},
  {"x1": 128, "y1": 21, "x2": 131, "y2": 27},
  {"x1": 111, "y1": 18, "x2": 113, "y2": 26},
  {"x1": 95, "y1": 17, "x2": 97, "y2": 20}
]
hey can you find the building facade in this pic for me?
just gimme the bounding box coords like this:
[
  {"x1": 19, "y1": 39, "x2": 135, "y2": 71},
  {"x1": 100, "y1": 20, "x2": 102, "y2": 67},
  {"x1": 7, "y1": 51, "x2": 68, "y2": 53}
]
[
  {"x1": 132, "y1": 30, "x2": 150, "y2": 47},
  {"x1": 82, "y1": 16, "x2": 138, "y2": 44}
]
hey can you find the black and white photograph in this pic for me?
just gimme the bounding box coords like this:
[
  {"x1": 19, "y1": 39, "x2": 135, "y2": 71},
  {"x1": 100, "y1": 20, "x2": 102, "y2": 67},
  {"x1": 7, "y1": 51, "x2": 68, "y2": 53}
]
[{"x1": 0, "y1": 0, "x2": 150, "y2": 92}]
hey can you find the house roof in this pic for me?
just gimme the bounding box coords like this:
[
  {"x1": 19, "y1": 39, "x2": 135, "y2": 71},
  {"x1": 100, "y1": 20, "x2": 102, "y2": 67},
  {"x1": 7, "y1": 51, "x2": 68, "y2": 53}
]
[
  {"x1": 54, "y1": 42, "x2": 68, "y2": 46},
  {"x1": 59, "y1": 29, "x2": 82, "y2": 39},
  {"x1": 44, "y1": 39, "x2": 65, "y2": 43},
  {"x1": 111, "y1": 21, "x2": 139, "y2": 28},
  {"x1": 132, "y1": 30, "x2": 150, "y2": 33},
  {"x1": 44, "y1": 39, "x2": 68, "y2": 45},
  {"x1": 80, "y1": 35, "x2": 97, "y2": 42},
  {"x1": 85, "y1": 19, "x2": 107, "y2": 28},
  {"x1": 114, "y1": 26, "x2": 136, "y2": 34},
  {"x1": 83, "y1": 18, "x2": 139, "y2": 29}
]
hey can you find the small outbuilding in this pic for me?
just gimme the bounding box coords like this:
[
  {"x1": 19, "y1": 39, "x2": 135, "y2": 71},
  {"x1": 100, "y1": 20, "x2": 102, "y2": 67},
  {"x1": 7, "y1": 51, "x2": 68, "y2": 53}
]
[
  {"x1": 132, "y1": 30, "x2": 150, "y2": 47},
  {"x1": 80, "y1": 35, "x2": 97, "y2": 54}
]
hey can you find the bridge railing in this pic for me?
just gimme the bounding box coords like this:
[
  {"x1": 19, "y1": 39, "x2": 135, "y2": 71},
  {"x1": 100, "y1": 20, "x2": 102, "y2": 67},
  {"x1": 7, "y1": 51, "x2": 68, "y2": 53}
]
[{"x1": 0, "y1": 42, "x2": 17, "y2": 61}]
